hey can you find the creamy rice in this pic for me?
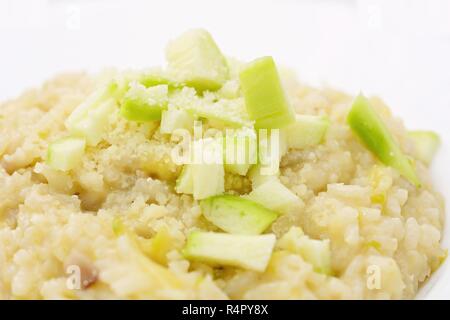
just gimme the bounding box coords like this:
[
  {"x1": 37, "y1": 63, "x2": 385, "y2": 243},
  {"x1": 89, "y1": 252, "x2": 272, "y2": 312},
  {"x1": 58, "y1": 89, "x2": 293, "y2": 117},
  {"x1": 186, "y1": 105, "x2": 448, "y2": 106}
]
[{"x1": 0, "y1": 68, "x2": 446, "y2": 299}]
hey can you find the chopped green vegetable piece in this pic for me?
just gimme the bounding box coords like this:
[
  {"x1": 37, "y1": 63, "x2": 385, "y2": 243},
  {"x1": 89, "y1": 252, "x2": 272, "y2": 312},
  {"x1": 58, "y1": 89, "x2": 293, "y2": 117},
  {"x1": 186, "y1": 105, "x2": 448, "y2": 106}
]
[
  {"x1": 175, "y1": 165, "x2": 194, "y2": 195},
  {"x1": 248, "y1": 165, "x2": 279, "y2": 188},
  {"x1": 140, "y1": 74, "x2": 173, "y2": 88},
  {"x1": 175, "y1": 160, "x2": 224, "y2": 200},
  {"x1": 166, "y1": 29, "x2": 228, "y2": 91},
  {"x1": 47, "y1": 137, "x2": 85, "y2": 171},
  {"x1": 120, "y1": 83, "x2": 168, "y2": 121},
  {"x1": 296, "y1": 237, "x2": 332, "y2": 275},
  {"x1": 223, "y1": 128, "x2": 258, "y2": 176},
  {"x1": 224, "y1": 162, "x2": 251, "y2": 177},
  {"x1": 174, "y1": 138, "x2": 225, "y2": 198},
  {"x1": 257, "y1": 129, "x2": 286, "y2": 176},
  {"x1": 347, "y1": 94, "x2": 421, "y2": 187},
  {"x1": 285, "y1": 115, "x2": 329, "y2": 149},
  {"x1": 189, "y1": 139, "x2": 225, "y2": 200},
  {"x1": 105, "y1": 69, "x2": 179, "y2": 100},
  {"x1": 244, "y1": 178, "x2": 299, "y2": 214},
  {"x1": 65, "y1": 81, "x2": 119, "y2": 146},
  {"x1": 200, "y1": 195, "x2": 278, "y2": 235},
  {"x1": 160, "y1": 108, "x2": 195, "y2": 134},
  {"x1": 409, "y1": 130, "x2": 440, "y2": 166},
  {"x1": 65, "y1": 82, "x2": 118, "y2": 129},
  {"x1": 278, "y1": 227, "x2": 332, "y2": 275},
  {"x1": 192, "y1": 162, "x2": 224, "y2": 200},
  {"x1": 139, "y1": 68, "x2": 180, "y2": 88},
  {"x1": 183, "y1": 232, "x2": 276, "y2": 272},
  {"x1": 239, "y1": 56, "x2": 295, "y2": 129},
  {"x1": 68, "y1": 98, "x2": 117, "y2": 146}
]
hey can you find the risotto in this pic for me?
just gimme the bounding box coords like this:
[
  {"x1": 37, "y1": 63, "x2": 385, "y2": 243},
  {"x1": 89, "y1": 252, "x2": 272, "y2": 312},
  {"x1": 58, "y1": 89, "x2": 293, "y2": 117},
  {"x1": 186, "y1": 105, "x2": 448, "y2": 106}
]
[{"x1": 0, "y1": 29, "x2": 446, "y2": 299}]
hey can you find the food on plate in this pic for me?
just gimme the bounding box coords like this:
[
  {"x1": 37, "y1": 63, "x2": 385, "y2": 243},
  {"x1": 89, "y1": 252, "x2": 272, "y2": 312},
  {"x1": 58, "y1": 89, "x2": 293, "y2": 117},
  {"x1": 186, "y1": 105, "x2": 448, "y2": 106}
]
[{"x1": 0, "y1": 29, "x2": 445, "y2": 299}]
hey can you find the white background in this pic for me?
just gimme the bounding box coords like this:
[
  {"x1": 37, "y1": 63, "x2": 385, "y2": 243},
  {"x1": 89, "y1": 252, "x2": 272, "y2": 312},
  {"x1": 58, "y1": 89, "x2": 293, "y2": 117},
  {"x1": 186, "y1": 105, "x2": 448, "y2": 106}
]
[{"x1": 0, "y1": 0, "x2": 449, "y2": 299}]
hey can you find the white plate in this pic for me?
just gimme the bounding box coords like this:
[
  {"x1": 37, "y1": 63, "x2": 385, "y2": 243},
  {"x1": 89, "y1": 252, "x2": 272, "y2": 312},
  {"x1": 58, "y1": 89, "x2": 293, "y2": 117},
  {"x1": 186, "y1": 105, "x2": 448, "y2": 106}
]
[{"x1": 0, "y1": 0, "x2": 449, "y2": 299}]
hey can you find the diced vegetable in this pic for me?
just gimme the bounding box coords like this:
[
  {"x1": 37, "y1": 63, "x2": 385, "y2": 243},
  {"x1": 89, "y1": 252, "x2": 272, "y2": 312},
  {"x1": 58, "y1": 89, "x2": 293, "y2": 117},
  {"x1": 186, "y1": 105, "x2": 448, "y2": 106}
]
[
  {"x1": 278, "y1": 227, "x2": 332, "y2": 275},
  {"x1": 244, "y1": 178, "x2": 299, "y2": 214},
  {"x1": 285, "y1": 115, "x2": 329, "y2": 149},
  {"x1": 192, "y1": 162, "x2": 224, "y2": 200},
  {"x1": 175, "y1": 165, "x2": 194, "y2": 195},
  {"x1": 175, "y1": 139, "x2": 225, "y2": 199},
  {"x1": 409, "y1": 130, "x2": 440, "y2": 166},
  {"x1": 160, "y1": 108, "x2": 195, "y2": 134},
  {"x1": 248, "y1": 165, "x2": 280, "y2": 188},
  {"x1": 223, "y1": 128, "x2": 258, "y2": 176},
  {"x1": 107, "y1": 68, "x2": 178, "y2": 99},
  {"x1": 166, "y1": 29, "x2": 229, "y2": 91},
  {"x1": 200, "y1": 195, "x2": 278, "y2": 235},
  {"x1": 190, "y1": 139, "x2": 225, "y2": 200},
  {"x1": 47, "y1": 137, "x2": 85, "y2": 171},
  {"x1": 224, "y1": 161, "x2": 252, "y2": 177},
  {"x1": 347, "y1": 94, "x2": 421, "y2": 187},
  {"x1": 65, "y1": 82, "x2": 117, "y2": 129},
  {"x1": 139, "y1": 68, "x2": 180, "y2": 89},
  {"x1": 239, "y1": 56, "x2": 295, "y2": 129},
  {"x1": 183, "y1": 231, "x2": 276, "y2": 272},
  {"x1": 257, "y1": 129, "x2": 286, "y2": 176},
  {"x1": 120, "y1": 83, "x2": 168, "y2": 121},
  {"x1": 69, "y1": 99, "x2": 117, "y2": 146},
  {"x1": 297, "y1": 237, "x2": 332, "y2": 275},
  {"x1": 65, "y1": 81, "x2": 118, "y2": 146}
]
